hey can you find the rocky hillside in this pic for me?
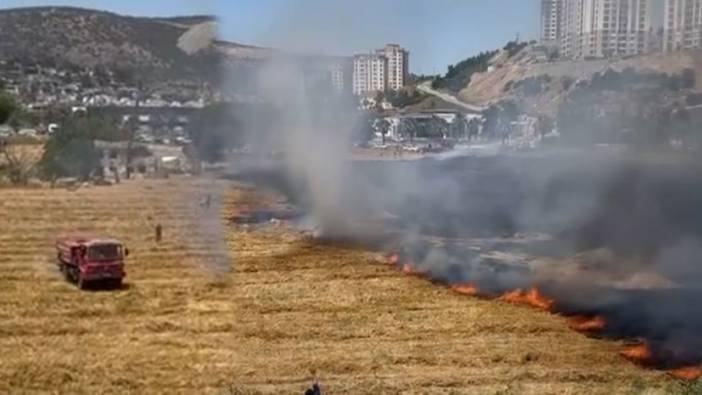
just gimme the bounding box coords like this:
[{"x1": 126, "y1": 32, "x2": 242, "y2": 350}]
[
  {"x1": 457, "y1": 45, "x2": 702, "y2": 115},
  {"x1": 0, "y1": 6, "x2": 269, "y2": 83}
]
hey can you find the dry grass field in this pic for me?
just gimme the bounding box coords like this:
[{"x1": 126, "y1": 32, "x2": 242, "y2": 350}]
[{"x1": 0, "y1": 177, "x2": 688, "y2": 394}]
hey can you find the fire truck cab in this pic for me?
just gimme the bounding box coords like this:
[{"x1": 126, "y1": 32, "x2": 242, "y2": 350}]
[{"x1": 56, "y1": 235, "x2": 128, "y2": 289}]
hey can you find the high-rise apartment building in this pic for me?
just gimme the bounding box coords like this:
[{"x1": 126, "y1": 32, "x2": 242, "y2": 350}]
[
  {"x1": 541, "y1": 0, "x2": 564, "y2": 42},
  {"x1": 352, "y1": 44, "x2": 409, "y2": 96},
  {"x1": 352, "y1": 54, "x2": 387, "y2": 96},
  {"x1": 329, "y1": 58, "x2": 352, "y2": 93},
  {"x1": 559, "y1": 0, "x2": 652, "y2": 59},
  {"x1": 663, "y1": 0, "x2": 702, "y2": 51},
  {"x1": 375, "y1": 44, "x2": 409, "y2": 91}
]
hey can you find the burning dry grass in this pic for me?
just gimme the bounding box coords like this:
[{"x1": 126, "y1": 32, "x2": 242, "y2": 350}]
[
  {"x1": 450, "y1": 283, "x2": 481, "y2": 297},
  {"x1": 567, "y1": 315, "x2": 607, "y2": 333},
  {"x1": 621, "y1": 343, "x2": 654, "y2": 364},
  {"x1": 499, "y1": 288, "x2": 555, "y2": 311},
  {"x1": 0, "y1": 178, "x2": 691, "y2": 393},
  {"x1": 384, "y1": 256, "x2": 702, "y2": 384},
  {"x1": 670, "y1": 366, "x2": 702, "y2": 381}
]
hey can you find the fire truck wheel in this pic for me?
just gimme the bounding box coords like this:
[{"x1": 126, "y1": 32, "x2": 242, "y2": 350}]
[{"x1": 77, "y1": 276, "x2": 88, "y2": 290}]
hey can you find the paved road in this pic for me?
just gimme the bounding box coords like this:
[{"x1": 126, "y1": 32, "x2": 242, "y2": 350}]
[{"x1": 418, "y1": 81, "x2": 487, "y2": 113}]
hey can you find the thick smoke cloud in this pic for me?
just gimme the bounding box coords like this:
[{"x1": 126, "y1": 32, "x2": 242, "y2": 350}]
[
  {"x1": 218, "y1": 3, "x2": 702, "y2": 371},
  {"x1": 231, "y1": 110, "x2": 702, "y2": 369}
]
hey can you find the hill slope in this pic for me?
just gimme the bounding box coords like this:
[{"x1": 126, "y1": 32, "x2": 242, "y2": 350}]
[
  {"x1": 0, "y1": 6, "x2": 269, "y2": 82},
  {"x1": 457, "y1": 45, "x2": 702, "y2": 115}
]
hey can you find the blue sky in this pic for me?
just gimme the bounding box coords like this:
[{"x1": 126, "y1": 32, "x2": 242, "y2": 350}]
[{"x1": 1, "y1": 0, "x2": 540, "y2": 75}]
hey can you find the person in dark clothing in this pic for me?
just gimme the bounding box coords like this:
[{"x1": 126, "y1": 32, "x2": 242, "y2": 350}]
[
  {"x1": 155, "y1": 223, "x2": 162, "y2": 243},
  {"x1": 304, "y1": 381, "x2": 321, "y2": 395}
]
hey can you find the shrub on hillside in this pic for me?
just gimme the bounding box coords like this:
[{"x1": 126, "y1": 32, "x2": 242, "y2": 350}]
[{"x1": 432, "y1": 50, "x2": 498, "y2": 93}]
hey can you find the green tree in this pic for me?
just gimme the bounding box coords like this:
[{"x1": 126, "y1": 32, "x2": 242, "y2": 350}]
[
  {"x1": 374, "y1": 91, "x2": 385, "y2": 113},
  {"x1": 41, "y1": 139, "x2": 100, "y2": 181},
  {"x1": 8, "y1": 107, "x2": 39, "y2": 130},
  {"x1": 400, "y1": 118, "x2": 419, "y2": 143},
  {"x1": 0, "y1": 94, "x2": 18, "y2": 125},
  {"x1": 385, "y1": 89, "x2": 424, "y2": 108},
  {"x1": 353, "y1": 111, "x2": 377, "y2": 143},
  {"x1": 39, "y1": 116, "x2": 122, "y2": 180},
  {"x1": 681, "y1": 68, "x2": 696, "y2": 90},
  {"x1": 668, "y1": 75, "x2": 682, "y2": 91},
  {"x1": 190, "y1": 103, "x2": 244, "y2": 163},
  {"x1": 376, "y1": 118, "x2": 391, "y2": 145},
  {"x1": 482, "y1": 100, "x2": 519, "y2": 140},
  {"x1": 537, "y1": 115, "x2": 555, "y2": 138}
]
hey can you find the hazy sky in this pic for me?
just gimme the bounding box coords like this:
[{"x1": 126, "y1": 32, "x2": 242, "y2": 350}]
[{"x1": 1, "y1": 0, "x2": 540, "y2": 75}]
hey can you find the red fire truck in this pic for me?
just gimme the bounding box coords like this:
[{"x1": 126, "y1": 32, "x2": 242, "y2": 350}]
[{"x1": 56, "y1": 235, "x2": 129, "y2": 289}]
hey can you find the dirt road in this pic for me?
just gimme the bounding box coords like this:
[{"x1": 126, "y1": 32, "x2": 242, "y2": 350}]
[{"x1": 418, "y1": 81, "x2": 486, "y2": 113}]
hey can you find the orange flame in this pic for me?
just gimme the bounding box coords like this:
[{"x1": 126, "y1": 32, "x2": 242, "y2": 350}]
[
  {"x1": 387, "y1": 253, "x2": 400, "y2": 266},
  {"x1": 500, "y1": 287, "x2": 555, "y2": 311},
  {"x1": 451, "y1": 283, "x2": 481, "y2": 297},
  {"x1": 402, "y1": 263, "x2": 427, "y2": 277},
  {"x1": 568, "y1": 315, "x2": 606, "y2": 332},
  {"x1": 620, "y1": 342, "x2": 653, "y2": 363},
  {"x1": 669, "y1": 366, "x2": 702, "y2": 380}
]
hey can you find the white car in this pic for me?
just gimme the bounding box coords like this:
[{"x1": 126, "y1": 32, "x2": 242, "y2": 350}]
[
  {"x1": 0, "y1": 126, "x2": 14, "y2": 137},
  {"x1": 18, "y1": 129, "x2": 38, "y2": 137}
]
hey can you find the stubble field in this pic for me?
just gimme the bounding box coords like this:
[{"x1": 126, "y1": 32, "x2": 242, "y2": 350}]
[{"x1": 0, "y1": 177, "x2": 682, "y2": 394}]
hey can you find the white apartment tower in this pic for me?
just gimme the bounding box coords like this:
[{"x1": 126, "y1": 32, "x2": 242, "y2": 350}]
[
  {"x1": 375, "y1": 44, "x2": 409, "y2": 91},
  {"x1": 541, "y1": 0, "x2": 564, "y2": 42},
  {"x1": 352, "y1": 54, "x2": 387, "y2": 96},
  {"x1": 330, "y1": 63, "x2": 345, "y2": 92},
  {"x1": 329, "y1": 58, "x2": 352, "y2": 93},
  {"x1": 559, "y1": 0, "x2": 653, "y2": 59},
  {"x1": 352, "y1": 44, "x2": 409, "y2": 96},
  {"x1": 663, "y1": 0, "x2": 702, "y2": 51}
]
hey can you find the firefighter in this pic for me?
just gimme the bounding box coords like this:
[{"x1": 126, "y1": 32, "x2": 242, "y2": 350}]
[
  {"x1": 304, "y1": 381, "x2": 321, "y2": 395},
  {"x1": 155, "y1": 223, "x2": 162, "y2": 243},
  {"x1": 199, "y1": 194, "x2": 212, "y2": 209}
]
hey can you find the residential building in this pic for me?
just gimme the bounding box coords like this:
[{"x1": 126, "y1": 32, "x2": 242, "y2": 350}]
[
  {"x1": 559, "y1": 0, "x2": 654, "y2": 59},
  {"x1": 541, "y1": 0, "x2": 564, "y2": 42},
  {"x1": 352, "y1": 44, "x2": 409, "y2": 96},
  {"x1": 95, "y1": 140, "x2": 192, "y2": 180},
  {"x1": 663, "y1": 0, "x2": 702, "y2": 51},
  {"x1": 352, "y1": 54, "x2": 387, "y2": 96},
  {"x1": 329, "y1": 58, "x2": 352, "y2": 93},
  {"x1": 375, "y1": 44, "x2": 409, "y2": 91},
  {"x1": 330, "y1": 62, "x2": 345, "y2": 92}
]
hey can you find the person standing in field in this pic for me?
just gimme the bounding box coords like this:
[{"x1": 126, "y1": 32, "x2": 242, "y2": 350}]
[{"x1": 155, "y1": 223, "x2": 162, "y2": 243}]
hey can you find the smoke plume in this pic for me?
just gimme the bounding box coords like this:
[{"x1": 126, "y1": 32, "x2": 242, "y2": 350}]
[{"x1": 217, "y1": 4, "x2": 702, "y2": 372}]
